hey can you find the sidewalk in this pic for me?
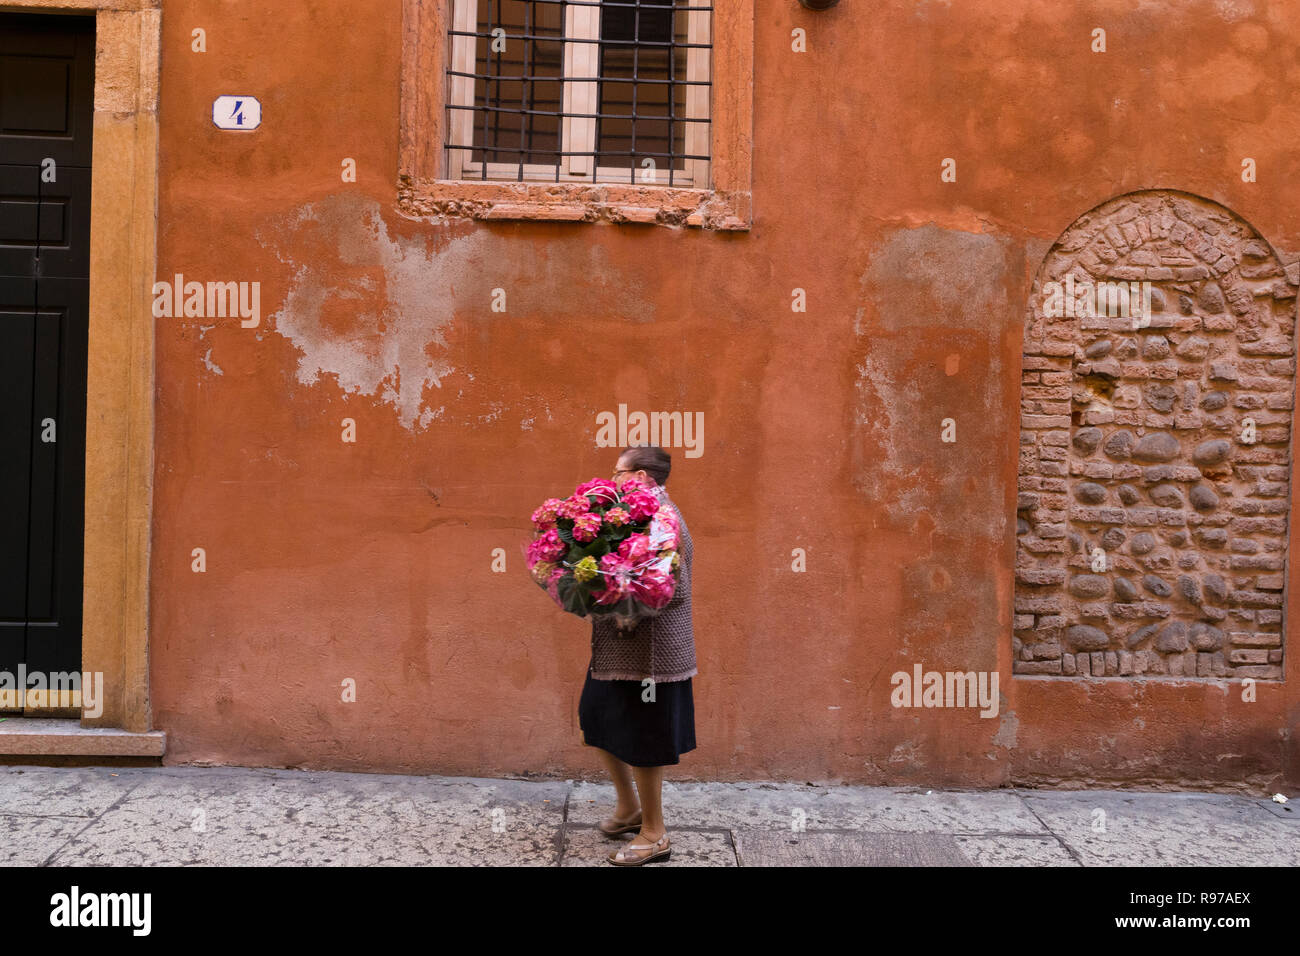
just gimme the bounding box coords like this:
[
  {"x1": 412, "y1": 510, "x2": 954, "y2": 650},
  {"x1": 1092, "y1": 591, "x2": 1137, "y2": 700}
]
[{"x1": 1, "y1": 765, "x2": 1294, "y2": 866}]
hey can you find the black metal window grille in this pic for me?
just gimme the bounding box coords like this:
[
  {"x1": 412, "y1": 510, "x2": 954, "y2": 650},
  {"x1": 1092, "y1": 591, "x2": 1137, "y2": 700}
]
[{"x1": 446, "y1": 0, "x2": 712, "y2": 186}]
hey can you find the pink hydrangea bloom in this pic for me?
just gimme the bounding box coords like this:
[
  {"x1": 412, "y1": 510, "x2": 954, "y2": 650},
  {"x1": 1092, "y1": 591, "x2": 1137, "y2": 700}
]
[
  {"x1": 621, "y1": 489, "x2": 660, "y2": 521},
  {"x1": 530, "y1": 498, "x2": 565, "y2": 530},
  {"x1": 592, "y1": 554, "x2": 634, "y2": 605},
  {"x1": 572, "y1": 512, "x2": 602, "y2": 542},
  {"x1": 618, "y1": 474, "x2": 652, "y2": 492},
  {"x1": 557, "y1": 496, "x2": 588, "y2": 521},
  {"x1": 527, "y1": 528, "x2": 566, "y2": 565},
  {"x1": 651, "y1": 506, "x2": 678, "y2": 529},
  {"x1": 632, "y1": 569, "x2": 676, "y2": 609},
  {"x1": 603, "y1": 506, "x2": 630, "y2": 527},
  {"x1": 617, "y1": 533, "x2": 652, "y2": 564},
  {"x1": 575, "y1": 478, "x2": 618, "y2": 503},
  {"x1": 647, "y1": 508, "x2": 680, "y2": 551}
]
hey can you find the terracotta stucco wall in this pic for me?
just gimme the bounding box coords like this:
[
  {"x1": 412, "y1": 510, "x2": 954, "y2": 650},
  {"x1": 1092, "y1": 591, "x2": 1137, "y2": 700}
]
[{"x1": 150, "y1": 0, "x2": 1299, "y2": 789}]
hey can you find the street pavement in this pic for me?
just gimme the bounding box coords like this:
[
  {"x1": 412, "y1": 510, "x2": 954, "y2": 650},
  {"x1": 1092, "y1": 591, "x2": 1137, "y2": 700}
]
[{"x1": 0, "y1": 765, "x2": 1294, "y2": 866}]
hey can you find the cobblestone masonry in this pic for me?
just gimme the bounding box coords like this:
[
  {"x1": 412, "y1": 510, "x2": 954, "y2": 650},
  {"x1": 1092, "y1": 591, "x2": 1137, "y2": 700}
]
[{"x1": 1016, "y1": 191, "x2": 1295, "y2": 679}]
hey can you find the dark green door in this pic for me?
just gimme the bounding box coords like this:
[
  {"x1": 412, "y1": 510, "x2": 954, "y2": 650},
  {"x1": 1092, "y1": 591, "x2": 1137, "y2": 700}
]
[{"x1": 0, "y1": 13, "x2": 94, "y2": 712}]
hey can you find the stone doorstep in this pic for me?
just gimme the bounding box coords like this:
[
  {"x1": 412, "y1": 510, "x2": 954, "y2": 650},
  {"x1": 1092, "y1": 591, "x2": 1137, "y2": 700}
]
[{"x1": 0, "y1": 718, "x2": 165, "y2": 757}]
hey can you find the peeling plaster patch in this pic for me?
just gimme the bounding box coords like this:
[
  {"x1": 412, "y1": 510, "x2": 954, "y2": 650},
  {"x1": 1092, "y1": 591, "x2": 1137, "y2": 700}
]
[
  {"x1": 256, "y1": 196, "x2": 459, "y2": 431},
  {"x1": 992, "y1": 709, "x2": 1018, "y2": 749},
  {"x1": 851, "y1": 225, "x2": 1014, "y2": 520},
  {"x1": 255, "y1": 192, "x2": 650, "y2": 430},
  {"x1": 888, "y1": 740, "x2": 923, "y2": 766},
  {"x1": 861, "y1": 224, "x2": 1012, "y2": 334},
  {"x1": 1213, "y1": 0, "x2": 1255, "y2": 22},
  {"x1": 198, "y1": 322, "x2": 223, "y2": 375},
  {"x1": 851, "y1": 353, "x2": 931, "y2": 520},
  {"x1": 202, "y1": 348, "x2": 224, "y2": 375}
]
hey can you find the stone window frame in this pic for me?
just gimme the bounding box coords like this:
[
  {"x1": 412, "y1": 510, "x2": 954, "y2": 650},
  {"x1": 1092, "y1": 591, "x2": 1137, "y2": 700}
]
[
  {"x1": 398, "y1": 0, "x2": 752, "y2": 229},
  {"x1": 0, "y1": 0, "x2": 162, "y2": 754},
  {"x1": 445, "y1": 0, "x2": 711, "y2": 187}
]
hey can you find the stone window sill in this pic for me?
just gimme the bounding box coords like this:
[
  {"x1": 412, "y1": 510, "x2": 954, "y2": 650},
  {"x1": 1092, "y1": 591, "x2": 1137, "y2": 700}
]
[{"x1": 396, "y1": 177, "x2": 751, "y2": 231}]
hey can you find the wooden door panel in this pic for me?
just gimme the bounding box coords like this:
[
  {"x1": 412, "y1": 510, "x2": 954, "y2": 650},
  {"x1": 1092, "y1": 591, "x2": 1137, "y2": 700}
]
[
  {"x1": 24, "y1": 276, "x2": 88, "y2": 682},
  {"x1": 0, "y1": 277, "x2": 34, "y2": 711},
  {"x1": 0, "y1": 14, "x2": 94, "y2": 167},
  {"x1": 0, "y1": 163, "x2": 38, "y2": 277},
  {"x1": 35, "y1": 163, "x2": 90, "y2": 279},
  {"x1": 0, "y1": 12, "x2": 94, "y2": 715}
]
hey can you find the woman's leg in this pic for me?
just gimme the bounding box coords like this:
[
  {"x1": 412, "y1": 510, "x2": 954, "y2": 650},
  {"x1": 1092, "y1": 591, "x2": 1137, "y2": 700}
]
[
  {"x1": 596, "y1": 747, "x2": 640, "y2": 818},
  {"x1": 631, "y1": 764, "x2": 666, "y2": 839}
]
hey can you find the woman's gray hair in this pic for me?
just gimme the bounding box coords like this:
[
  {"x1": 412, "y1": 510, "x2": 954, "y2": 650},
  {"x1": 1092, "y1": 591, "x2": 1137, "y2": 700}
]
[{"x1": 620, "y1": 445, "x2": 671, "y2": 486}]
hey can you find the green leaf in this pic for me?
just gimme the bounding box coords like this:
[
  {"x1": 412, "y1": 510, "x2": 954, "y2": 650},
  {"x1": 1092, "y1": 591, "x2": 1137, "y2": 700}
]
[{"x1": 556, "y1": 575, "x2": 588, "y2": 617}]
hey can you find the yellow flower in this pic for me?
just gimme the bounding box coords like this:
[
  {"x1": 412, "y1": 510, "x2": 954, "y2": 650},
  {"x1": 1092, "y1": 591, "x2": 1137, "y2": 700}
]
[{"x1": 572, "y1": 556, "x2": 599, "y2": 583}]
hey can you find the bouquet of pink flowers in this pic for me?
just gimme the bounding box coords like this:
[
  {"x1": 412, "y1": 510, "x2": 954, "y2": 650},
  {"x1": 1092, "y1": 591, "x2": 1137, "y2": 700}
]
[{"x1": 525, "y1": 475, "x2": 681, "y2": 627}]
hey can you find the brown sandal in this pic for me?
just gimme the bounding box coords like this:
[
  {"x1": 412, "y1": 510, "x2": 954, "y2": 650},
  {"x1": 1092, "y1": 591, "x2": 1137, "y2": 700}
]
[
  {"x1": 598, "y1": 809, "x2": 643, "y2": 837},
  {"x1": 607, "y1": 833, "x2": 671, "y2": 866}
]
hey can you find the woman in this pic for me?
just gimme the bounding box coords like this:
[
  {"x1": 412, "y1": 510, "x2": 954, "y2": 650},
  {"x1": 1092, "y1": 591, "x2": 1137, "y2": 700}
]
[{"x1": 578, "y1": 444, "x2": 696, "y2": 865}]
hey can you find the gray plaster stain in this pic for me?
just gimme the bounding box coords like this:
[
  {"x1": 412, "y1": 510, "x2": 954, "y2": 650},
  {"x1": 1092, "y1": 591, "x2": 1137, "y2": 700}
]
[
  {"x1": 851, "y1": 224, "x2": 1015, "y2": 520},
  {"x1": 255, "y1": 194, "x2": 461, "y2": 431},
  {"x1": 254, "y1": 193, "x2": 652, "y2": 431}
]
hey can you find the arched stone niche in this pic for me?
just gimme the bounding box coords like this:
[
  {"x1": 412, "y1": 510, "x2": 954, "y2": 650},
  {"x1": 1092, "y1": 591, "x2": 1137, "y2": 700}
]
[{"x1": 1016, "y1": 190, "x2": 1295, "y2": 679}]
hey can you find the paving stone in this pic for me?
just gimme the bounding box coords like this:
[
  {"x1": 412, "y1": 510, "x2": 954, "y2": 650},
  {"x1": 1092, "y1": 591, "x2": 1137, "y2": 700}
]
[
  {"x1": 734, "y1": 830, "x2": 973, "y2": 867},
  {"x1": 1020, "y1": 789, "x2": 1300, "y2": 866},
  {"x1": 953, "y1": 834, "x2": 1079, "y2": 867}
]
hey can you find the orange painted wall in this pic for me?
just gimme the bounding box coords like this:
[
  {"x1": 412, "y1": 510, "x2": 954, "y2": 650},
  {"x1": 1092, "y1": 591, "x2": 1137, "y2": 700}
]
[{"x1": 150, "y1": 0, "x2": 1299, "y2": 789}]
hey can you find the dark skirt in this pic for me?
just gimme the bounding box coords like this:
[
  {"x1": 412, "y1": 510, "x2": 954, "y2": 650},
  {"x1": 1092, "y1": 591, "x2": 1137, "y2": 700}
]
[{"x1": 578, "y1": 662, "x2": 696, "y2": 767}]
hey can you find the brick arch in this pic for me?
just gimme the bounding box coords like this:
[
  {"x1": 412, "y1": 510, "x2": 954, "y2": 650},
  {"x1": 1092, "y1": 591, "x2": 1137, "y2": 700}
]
[{"x1": 1015, "y1": 190, "x2": 1295, "y2": 679}]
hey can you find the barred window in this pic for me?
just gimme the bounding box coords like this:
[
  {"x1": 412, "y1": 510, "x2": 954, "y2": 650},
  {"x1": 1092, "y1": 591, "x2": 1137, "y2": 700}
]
[{"x1": 446, "y1": 0, "x2": 712, "y2": 187}]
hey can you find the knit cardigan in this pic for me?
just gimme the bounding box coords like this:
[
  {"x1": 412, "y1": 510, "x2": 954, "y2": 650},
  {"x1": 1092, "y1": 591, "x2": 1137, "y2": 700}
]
[{"x1": 589, "y1": 483, "x2": 696, "y2": 682}]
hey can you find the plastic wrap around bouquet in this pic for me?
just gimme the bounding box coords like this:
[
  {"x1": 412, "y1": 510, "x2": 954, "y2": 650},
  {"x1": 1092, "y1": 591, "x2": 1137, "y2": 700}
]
[{"x1": 525, "y1": 476, "x2": 681, "y2": 629}]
